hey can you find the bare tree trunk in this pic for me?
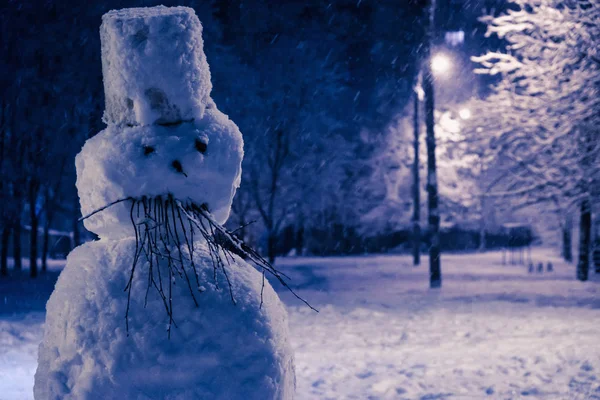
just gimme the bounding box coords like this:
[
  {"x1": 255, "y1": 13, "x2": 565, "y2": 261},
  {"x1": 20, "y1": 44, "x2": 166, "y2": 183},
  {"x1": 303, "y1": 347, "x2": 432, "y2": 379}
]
[
  {"x1": 13, "y1": 220, "x2": 22, "y2": 271},
  {"x1": 478, "y1": 195, "x2": 486, "y2": 251},
  {"x1": 41, "y1": 162, "x2": 65, "y2": 273},
  {"x1": 267, "y1": 231, "x2": 276, "y2": 264},
  {"x1": 422, "y1": 0, "x2": 441, "y2": 288},
  {"x1": 562, "y1": 215, "x2": 573, "y2": 263},
  {"x1": 29, "y1": 184, "x2": 39, "y2": 278},
  {"x1": 577, "y1": 199, "x2": 591, "y2": 281},
  {"x1": 251, "y1": 129, "x2": 289, "y2": 265},
  {"x1": 0, "y1": 104, "x2": 6, "y2": 278},
  {"x1": 412, "y1": 87, "x2": 421, "y2": 266},
  {"x1": 295, "y1": 223, "x2": 304, "y2": 256},
  {"x1": 231, "y1": 190, "x2": 251, "y2": 243},
  {"x1": 42, "y1": 218, "x2": 50, "y2": 273},
  {"x1": 238, "y1": 214, "x2": 247, "y2": 242},
  {"x1": 479, "y1": 225, "x2": 486, "y2": 251},
  {"x1": 594, "y1": 241, "x2": 600, "y2": 274},
  {"x1": 1, "y1": 225, "x2": 9, "y2": 277}
]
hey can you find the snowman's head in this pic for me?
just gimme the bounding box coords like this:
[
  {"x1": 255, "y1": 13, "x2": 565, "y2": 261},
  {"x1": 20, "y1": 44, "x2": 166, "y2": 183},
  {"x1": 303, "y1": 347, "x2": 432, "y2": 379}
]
[{"x1": 76, "y1": 108, "x2": 243, "y2": 239}]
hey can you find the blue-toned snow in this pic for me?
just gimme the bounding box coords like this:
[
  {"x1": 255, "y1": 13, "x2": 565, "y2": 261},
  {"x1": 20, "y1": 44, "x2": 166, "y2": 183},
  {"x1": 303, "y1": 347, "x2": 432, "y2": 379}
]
[{"x1": 2, "y1": 249, "x2": 600, "y2": 399}]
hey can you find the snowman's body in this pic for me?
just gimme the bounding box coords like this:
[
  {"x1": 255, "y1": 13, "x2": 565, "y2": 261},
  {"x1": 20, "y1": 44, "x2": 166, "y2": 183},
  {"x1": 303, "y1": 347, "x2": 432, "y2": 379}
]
[
  {"x1": 34, "y1": 6, "x2": 294, "y2": 400},
  {"x1": 35, "y1": 239, "x2": 294, "y2": 400}
]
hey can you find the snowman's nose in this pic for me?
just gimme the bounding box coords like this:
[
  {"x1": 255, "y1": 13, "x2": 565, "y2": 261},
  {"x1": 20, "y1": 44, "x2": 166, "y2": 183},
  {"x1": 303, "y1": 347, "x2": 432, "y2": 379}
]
[{"x1": 171, "y1": 160, "x2": 187, "y2": 177}]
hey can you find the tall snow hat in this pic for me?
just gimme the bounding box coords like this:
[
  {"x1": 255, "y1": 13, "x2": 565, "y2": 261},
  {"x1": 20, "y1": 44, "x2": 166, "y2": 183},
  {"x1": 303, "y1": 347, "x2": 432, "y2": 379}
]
[{"x1": 100, "y1": 6, "x2": 212, "y2": 126}]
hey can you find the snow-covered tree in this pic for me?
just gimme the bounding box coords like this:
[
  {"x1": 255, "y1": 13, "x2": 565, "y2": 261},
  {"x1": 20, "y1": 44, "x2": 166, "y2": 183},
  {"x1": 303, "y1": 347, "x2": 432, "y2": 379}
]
[
  {"x1": 470, "y1": 0, "x2": 600, "y2": 279},
  {"x1": 360, "y1": 106, "x2": 485, "y2": 246}
]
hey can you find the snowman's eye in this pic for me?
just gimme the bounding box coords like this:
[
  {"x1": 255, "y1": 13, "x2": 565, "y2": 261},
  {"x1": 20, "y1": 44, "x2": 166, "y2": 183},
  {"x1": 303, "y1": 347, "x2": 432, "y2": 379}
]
[
  {"x1": 143, "y1": 145, "x2": 155, "y2": 156},
  {"x1": 195, "y1": 139, "x2": 207, "y2": 153}
]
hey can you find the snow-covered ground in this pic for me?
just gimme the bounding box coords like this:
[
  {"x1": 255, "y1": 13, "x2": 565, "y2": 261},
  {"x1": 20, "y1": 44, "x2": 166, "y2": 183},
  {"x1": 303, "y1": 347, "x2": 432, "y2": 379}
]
[
  {"x1": 0, "y1": 313, "x2": 44, "y2": 400},
  {"x1": 278, "y1": 249, "x2": 600, "y2": 400},
  {"x1": 2, "y1": 249, "x2": 600, "y2": 399}
]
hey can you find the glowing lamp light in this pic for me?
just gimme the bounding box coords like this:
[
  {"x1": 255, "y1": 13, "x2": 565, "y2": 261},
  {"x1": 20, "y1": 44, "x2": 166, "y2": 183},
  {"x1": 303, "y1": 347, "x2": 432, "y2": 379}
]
[
  {"x1": 431, "y1": 53, "x2": 452, "y2": 76},
  {"x1": 459, "y1": 108, "x2": 472, "y2": 120}
]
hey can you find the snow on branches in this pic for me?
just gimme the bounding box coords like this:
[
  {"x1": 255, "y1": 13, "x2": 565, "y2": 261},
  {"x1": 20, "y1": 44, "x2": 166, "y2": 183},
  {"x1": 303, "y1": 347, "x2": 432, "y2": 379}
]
[{"x1": 467, "y1": 0, "x2": 600, "y2": 212}]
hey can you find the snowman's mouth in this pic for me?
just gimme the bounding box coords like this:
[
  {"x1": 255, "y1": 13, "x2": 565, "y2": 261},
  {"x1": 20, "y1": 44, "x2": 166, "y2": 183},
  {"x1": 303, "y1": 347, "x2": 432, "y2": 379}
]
[{"x1": 81, "y1": 195, "x2": 315, "y2": 337}]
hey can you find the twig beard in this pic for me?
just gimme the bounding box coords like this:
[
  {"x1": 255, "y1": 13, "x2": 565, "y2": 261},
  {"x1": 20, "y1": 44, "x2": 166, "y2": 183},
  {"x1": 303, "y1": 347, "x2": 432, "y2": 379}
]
[{"x1": 81, "y1": 195, "x2": 316, "y2": 339}]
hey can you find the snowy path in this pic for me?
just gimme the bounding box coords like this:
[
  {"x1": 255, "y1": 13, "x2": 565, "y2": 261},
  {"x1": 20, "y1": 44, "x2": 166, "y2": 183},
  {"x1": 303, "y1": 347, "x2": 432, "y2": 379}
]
[{"x1": 1, "y1": 250, "x2": 600, "y2": 399}]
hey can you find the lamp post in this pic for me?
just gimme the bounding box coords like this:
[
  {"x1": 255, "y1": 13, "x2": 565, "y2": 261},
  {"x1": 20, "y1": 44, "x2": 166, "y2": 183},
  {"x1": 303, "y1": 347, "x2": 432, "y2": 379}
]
[
  {"x1": 412, "y1": 50, "x2": 452, "y2": 269},
  {"x1": 412, "y1": 78, "x2": 424, "y2": 266},
  {"x1": 423, "y1": 0, "x2": 442, "y2": 289}
]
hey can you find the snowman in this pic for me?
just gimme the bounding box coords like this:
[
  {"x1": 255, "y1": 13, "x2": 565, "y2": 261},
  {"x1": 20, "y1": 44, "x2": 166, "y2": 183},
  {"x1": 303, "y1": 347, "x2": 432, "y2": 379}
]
[{"x1": 34, "y1": 6, "x2": 295, "y2": 400}]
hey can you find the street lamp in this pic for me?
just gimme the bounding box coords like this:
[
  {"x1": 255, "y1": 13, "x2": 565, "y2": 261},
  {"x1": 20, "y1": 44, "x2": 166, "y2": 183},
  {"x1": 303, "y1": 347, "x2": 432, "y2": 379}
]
[{"x1": 431, "y1": 53, "x2": 452, "y2": 77}]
